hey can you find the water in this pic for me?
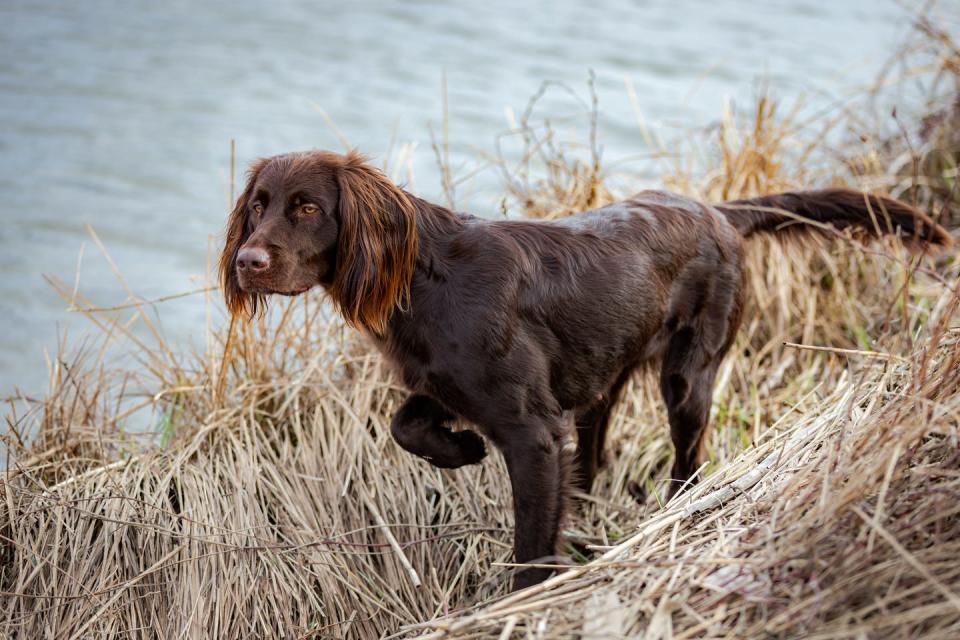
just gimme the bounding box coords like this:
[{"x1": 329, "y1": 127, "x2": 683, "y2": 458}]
[{"x1": 0, "y1": 0, "x2": 935, "y2": 398}]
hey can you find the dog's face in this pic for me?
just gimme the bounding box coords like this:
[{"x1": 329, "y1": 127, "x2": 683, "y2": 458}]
[
  {"x1": 219, "y1": 150, "x2": 419, "y2": 333},
  {"x1": 232, "y1": 154, "x2": 340, "y2": 298}
]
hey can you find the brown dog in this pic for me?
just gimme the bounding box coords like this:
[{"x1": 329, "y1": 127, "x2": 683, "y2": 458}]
[{"x1": 219, "y1": 150, "x2": 950, "y2": 590}]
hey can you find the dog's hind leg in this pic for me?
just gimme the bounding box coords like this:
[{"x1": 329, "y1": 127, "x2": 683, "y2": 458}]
[
  {"x1": 390, "y1": 394, "x2": 486, "y2": 468},
  {"x1": 573, "y1": 369, "x2": 632, "y2": 492},
  {"x1": 573, "y1": 403, "x2": 607, "y2": 493},
  {"x1": 659, "y1": 327, "x2": 727, "y2": 500},
  {"x1": 657, "y1": 247, "x2": 744, "y2": 501}
]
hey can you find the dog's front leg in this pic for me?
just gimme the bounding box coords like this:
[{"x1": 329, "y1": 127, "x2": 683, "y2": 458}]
[
  {"x1": 390, "y1": 394, "x2": 486, "y2": 468},
  {"x1": 500, "y1": 418, "x2": 570, "y2": 590}
]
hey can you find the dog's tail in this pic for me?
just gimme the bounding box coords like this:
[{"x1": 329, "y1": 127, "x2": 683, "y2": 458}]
[{"x1": 717, "y1": 187, "x2": 952, "y2": 248}]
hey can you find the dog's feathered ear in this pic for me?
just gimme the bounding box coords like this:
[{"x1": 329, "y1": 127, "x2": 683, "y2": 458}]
[
  {"x1": 331, "y1": 151, "x2": 418, "y2": 334},
  {"x1": 218, "y1": 158, "x2": 268, "y2": 318}
]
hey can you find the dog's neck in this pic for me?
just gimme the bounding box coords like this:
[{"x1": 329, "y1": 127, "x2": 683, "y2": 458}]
[
  {"x1": 406, "y1": 193, "x2": 469, "y2": 280},
  {"x1": 362, "y1": 193, "x2": 470, "y2": 382}
]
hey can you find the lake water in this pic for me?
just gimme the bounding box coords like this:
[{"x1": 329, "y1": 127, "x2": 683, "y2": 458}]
[{"x1": 0, "y1": 0, "x2": 941, "y2": 398}]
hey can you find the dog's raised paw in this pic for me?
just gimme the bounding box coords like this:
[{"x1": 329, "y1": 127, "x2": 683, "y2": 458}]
[{"x1": 453, "y1": 429, "x2": 487, "y2": 465}]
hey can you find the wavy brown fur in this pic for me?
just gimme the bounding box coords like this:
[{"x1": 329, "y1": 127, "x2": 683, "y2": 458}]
[
  {"x1": 719, "y1": 187, "x2": 953, "y2": 247},
  {"x1": 331, "y1": 152, "x2": 419, "y2": 334}
]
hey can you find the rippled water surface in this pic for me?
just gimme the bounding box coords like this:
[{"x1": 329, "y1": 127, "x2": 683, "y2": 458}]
[{"x1": 0, "y1": 0, "x2": 933, "y2": 396}]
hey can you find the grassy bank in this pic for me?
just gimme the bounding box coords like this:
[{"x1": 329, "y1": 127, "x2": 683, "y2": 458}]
[{"x1": 3, "y1": 11, "x2": 959, "y2": 639}]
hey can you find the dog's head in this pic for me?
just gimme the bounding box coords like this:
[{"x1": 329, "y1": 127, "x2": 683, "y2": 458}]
[{"x1": 218, "y1": 150, "x2": 418, "y2": 333}]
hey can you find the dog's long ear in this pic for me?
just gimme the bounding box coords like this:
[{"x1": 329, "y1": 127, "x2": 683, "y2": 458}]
[
  {"x1": 218, "y1": 158, "x2": 268, "y2": 317},
  {"x1": 331, "y1": 151, "x2": 418, "y2": 334}
]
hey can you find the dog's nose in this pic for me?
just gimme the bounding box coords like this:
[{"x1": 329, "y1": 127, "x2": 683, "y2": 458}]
[{"x1": 236, "y1": 247, "x2": 270, "y2": 273}]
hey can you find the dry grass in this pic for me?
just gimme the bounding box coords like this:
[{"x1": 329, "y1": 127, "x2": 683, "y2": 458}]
[{"x1": 3, "y1": 9, "x2": 960, "y2": 639}]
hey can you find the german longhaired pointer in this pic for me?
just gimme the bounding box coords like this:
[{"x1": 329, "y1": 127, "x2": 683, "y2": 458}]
[{"x1": 219, "y1": 150, "x2": 951, "y2": 590}]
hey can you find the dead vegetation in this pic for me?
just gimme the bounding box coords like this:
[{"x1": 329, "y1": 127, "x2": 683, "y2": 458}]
[{"x1": 2, "y1": 7, "x2": 959, "y2": 639}]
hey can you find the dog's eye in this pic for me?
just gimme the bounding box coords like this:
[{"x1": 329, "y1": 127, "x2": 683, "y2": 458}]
[
  {"x1": 300, "y1": 204, "x2": 320, "y2": 215},
  {"x1": 252, "y1": 202, "x2": 264, "y2": 216}
]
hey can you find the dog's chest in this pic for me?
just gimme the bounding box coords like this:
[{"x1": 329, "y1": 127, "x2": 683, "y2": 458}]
[{"x1": 369, "y1": 326, "x2": 441, "y2": 390}]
